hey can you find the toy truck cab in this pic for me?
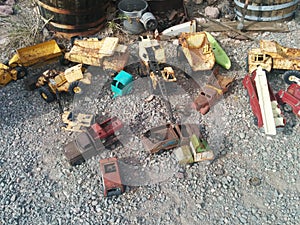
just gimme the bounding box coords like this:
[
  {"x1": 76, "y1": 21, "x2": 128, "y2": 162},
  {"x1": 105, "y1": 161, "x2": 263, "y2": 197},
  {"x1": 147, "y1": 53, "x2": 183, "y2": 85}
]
[
  {"x1": 111, "y1": 70, "x2": 133, "y2": 98},
  {"x1": 99, "y1": 157, "x2": 124, "y2": 197}
]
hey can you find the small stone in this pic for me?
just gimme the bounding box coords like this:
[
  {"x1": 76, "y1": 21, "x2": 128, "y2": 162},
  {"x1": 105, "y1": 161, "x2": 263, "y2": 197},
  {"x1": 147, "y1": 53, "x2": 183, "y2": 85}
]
[{"x1": 205, "y1": 6, "x2": 220, "y2": 19}]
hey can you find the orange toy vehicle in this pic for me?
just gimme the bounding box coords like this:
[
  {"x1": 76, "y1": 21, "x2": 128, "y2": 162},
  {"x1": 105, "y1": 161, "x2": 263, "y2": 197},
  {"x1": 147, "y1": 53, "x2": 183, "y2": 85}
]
[{"x1": 99, "y1": 157, "x2": 124, "y2": 197}]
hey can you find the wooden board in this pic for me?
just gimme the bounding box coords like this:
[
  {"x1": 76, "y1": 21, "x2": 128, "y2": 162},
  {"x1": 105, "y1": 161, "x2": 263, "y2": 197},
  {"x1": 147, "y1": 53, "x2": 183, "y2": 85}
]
[{"x1": 197, "y1": 20, "x2": 290, "y2": 32}]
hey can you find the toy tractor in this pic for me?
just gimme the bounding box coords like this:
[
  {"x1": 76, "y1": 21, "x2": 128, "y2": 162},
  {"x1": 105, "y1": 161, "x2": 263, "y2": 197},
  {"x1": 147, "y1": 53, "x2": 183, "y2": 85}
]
[{"x1": 36, "y1": 64, "x2": 91, "y2": 103}]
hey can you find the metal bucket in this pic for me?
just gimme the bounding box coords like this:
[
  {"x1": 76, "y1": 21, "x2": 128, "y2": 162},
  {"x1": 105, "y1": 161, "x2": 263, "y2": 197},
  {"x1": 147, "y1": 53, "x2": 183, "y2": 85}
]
[
  {"x1": 234, "y1": 0, "x2": 299, "y2": 22},
  {"x1": 118, "y1": 0, "x2": 148, "y2": 34},
  {"x1": 37, "y1": 0, "x2": 109, "y2": 38}
]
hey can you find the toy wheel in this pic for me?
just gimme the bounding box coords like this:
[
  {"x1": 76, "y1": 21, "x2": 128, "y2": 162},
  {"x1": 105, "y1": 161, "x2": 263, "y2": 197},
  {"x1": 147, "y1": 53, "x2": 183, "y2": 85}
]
[
  {"x1": 15, "y1": 66, "x2": 28, "y2": 79},
  {"x1": 69, "y1": 81, "x2": 82, "y2": 95},
  {"x1": 283, "y1": 70, "x2": 300, "y2": 85},
  {"x1": 283, "y1": 104, "x2": 293, "y2": 113},
  {"x1": 253, "y1": 117, "x2": 258, "y2": 126},
  {"x1": 38, "y1": 86, "x2": 55, "y2": 103}
]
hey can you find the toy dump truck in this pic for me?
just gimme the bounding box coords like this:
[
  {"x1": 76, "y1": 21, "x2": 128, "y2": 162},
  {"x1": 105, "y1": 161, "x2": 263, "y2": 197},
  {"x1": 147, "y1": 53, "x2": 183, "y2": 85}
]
[
  {"x1": 243, "y1": 67, "x2": 285, "y2": 135},
  {"x1": 178, "y1": 32, "x2": 215, "y2": 71},
  {"x1": 65, "y1": 37, "x2": 129, "y2": 72},
  {"x1": 276, "y1": 83, "x2": 300, "y2": 117},
  {"x1": 36, "y1": 64, "x2": 91, "y2": 103},
  {"x1": 141, "y1": 123, "x2": 210, "y2": 155},
  {"x1": 248, "y1": 40, "x2": 300, "y2": 84},
  {"x1": 99, "y1": 157, "x2": 124, "y2": 197},
  {"x1": 0, "y1": 40, "x2": 63, "y2": 86},
  {"x1": 63, "y1": 117, "x2": 123, "y2": 166}
]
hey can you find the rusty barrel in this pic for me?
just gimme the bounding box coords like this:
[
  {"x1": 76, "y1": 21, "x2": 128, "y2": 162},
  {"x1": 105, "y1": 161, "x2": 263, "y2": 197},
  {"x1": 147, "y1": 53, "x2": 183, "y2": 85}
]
[
  {"x1": 234, "y1": 0, "x2": 299, "y2": 22},
  {"x1": 37, "y1": 0, "x2": 109, "y2": 38}
]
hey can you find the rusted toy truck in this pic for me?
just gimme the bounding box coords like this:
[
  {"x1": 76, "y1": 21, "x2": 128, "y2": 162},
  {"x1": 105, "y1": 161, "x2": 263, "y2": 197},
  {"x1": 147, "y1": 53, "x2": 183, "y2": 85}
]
[
  {"x1": 248, "y1": 40, "x2": 300, "y2": 84},
  {"x1": 99, "y1": 157, "x2": 124, "y2": 197},
  {"x1": 0, "y1": 40, "x2": 63, "y2": 86},
  {"x1": 276, "y1": 83, "x2": 300, "y2": 117},
  {"x1": 243, "y1": 67, "x2": 285, "y2": 135},
  {"x1": 141, "y1": 123, "x2": 209, "y2": 154},
  {"x1": 192, "y1": 68, "x2": 235, "y2": 115},
  {"x1": 63, "y1": 117, "x2": 123, "y2": 166},
  {"x1": 65, "y1": 37, "x2": 129, "y2": 72},
  {"x1": 36, "y1": 64, "x2": 91, "y2": 103}
]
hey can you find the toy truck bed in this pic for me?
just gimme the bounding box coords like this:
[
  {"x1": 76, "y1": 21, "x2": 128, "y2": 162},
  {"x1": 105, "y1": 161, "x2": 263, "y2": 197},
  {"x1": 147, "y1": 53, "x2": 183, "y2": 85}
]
[{"x1": 9, "y1": 40, "x2": 62, "y2": 67}]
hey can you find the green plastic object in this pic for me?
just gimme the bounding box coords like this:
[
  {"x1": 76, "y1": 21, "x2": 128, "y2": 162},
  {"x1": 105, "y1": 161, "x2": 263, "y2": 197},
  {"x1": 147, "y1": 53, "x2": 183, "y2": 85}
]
[
  {"x1": 205, "y1": 31, "x2": 231, "y2": 70},
  {"x1": 111, "y1": 70, "x2": 133, "y2": 98},
  {"x1": 190, "y1": 134, "x2": 208, "y2": 153}
]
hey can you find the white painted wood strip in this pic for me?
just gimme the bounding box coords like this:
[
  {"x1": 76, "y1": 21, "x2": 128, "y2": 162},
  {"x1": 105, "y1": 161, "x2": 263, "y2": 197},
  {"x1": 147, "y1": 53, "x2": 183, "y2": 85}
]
[{"x1": 254, "y1": 67, "x2": 277, "y2": 135}]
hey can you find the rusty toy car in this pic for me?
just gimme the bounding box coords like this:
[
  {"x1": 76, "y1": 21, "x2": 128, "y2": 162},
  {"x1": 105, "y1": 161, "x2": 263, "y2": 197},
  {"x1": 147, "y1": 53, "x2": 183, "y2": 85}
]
[
  {"x1": 192, "y1": 68, "x2": 235, "y2": 115},
  {"x1": 141, "y1": 123, "x2": 207, "y2": 154},
  {"x1": 99, "y1": 157, "x2": 124, "y2": 197},
  {"x1": 63, "y1": 117, "x2": 123, "y2": 165}
]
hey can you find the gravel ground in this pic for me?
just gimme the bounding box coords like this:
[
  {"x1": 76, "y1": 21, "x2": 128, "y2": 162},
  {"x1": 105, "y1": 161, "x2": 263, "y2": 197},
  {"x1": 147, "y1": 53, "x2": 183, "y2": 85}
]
[{"x1": 0, "y1": 1, "x2": 300, "y2": 225}]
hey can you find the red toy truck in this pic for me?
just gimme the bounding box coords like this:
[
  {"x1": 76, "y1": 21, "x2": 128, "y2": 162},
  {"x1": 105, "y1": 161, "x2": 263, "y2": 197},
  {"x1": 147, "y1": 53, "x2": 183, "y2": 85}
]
[
  {"x1": 64, "y1": 117, "x2": 123, "y2": 165},
  {"x1": 99, "y1": 157, "x2": 124, "y2": 197},
  {"x1": 242, "y1": 67, "x2": 285, "y2": 135},
  {"x1": 276, "y1": 83, "x2": 300, "y2": 117}
]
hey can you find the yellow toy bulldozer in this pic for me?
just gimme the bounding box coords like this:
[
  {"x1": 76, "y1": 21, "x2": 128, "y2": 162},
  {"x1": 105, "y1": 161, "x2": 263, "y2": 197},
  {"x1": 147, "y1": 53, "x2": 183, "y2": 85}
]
[
  {"x1": 36, "y1": 64, "x2": 91, "y2": 103},
  {"x1": 0, "y1": 40, "x2": 63, "y2": 86}
]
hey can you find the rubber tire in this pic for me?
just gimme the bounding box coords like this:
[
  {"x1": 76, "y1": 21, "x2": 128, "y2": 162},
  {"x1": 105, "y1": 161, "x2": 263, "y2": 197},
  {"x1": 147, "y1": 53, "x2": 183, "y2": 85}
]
[
  {"x1": 68, "y1": 81, "x2": 81, "y2": 95},
  {"x1": 15, "y1": 66, "x2": 28, "y2": 79},
  {"x1": 283, "y1": 70, "x2": 300, "y2": 85},
  {"x1": 38, "y1": 86, "x2": 55, "y2": 103},
  {"x1": 283, "y1": 104, "x2": 293, "y2": 113}
]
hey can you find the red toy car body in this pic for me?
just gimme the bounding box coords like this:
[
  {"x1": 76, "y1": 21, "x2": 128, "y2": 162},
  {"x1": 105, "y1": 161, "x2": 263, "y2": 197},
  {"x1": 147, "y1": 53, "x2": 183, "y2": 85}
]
[
  {"x1": 276, "y1": 83, "x2": 300, "y2": 117},
  {"x1": 242, "y1": 69, "x2": 285, "y2": 129},
  {"x1": 99, "y1": 157, "x2": 124, "y2": 197}
]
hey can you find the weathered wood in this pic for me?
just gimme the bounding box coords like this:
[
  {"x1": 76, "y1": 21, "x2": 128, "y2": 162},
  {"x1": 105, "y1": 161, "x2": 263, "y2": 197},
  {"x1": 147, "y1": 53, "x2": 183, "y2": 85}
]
[
  {"x1": 196, "y1": 19, "x2": 290, "y2": 33},
  {"x1": 196, "y1": 13, "x2": 257, "y2": 41}
]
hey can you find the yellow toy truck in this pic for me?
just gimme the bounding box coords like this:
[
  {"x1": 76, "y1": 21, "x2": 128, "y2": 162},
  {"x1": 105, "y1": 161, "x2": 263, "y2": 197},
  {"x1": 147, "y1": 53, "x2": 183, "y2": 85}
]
[
  {"x1": 0, "y1": 40, "x2": 63, "y2": 86},
  {"x1": 248, "y1": 40, "x2": 300, "y2": 84}
]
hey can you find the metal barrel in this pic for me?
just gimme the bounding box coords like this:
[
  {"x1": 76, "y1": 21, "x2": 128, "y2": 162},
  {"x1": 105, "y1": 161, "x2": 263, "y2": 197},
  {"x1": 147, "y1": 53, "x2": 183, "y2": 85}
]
[
  {"x1": 234, "y1": 0, "x2": 299, "y2": 22},
  {"x1": 37, "y1": 0, "x2": 109, "y2": 38}
]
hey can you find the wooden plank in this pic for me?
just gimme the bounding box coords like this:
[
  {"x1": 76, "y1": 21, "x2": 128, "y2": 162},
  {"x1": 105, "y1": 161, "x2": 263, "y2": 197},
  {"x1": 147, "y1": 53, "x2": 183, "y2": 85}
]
[
  {"x1": 196, "y1": 20, "x2": 290, "y2": 32},
  {"x1": 254, "y1": 67, "x2": 277, "y2": 135}
]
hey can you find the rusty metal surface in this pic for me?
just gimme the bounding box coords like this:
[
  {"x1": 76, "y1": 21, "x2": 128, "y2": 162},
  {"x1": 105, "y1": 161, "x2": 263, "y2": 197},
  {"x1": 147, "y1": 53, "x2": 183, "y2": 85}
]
[{"x1": 179, "y1": 32, "x2": 215, "y2": 71}]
